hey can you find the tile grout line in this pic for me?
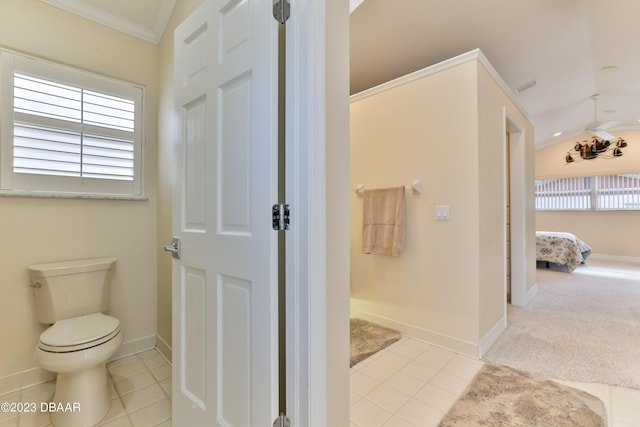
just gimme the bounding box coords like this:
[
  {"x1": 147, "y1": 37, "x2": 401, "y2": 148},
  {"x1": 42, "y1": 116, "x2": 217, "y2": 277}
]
[{"x1": 105, "y1": 349, "x2": 172, "y2": 427}]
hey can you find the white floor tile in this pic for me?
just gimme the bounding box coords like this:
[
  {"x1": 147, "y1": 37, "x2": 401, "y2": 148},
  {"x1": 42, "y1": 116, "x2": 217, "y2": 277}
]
[
  {"x1": 350, "y1": 398, "x2": 393, "y2": 427},
  {"x1": 350, "y1": 336, "x2": 629, "y2": 427},
  {"x1": 108, "y1": 360, "x2": 147, "y2": 381},
  {"x1": 375, "y1": 351, "x2": 412, "y2": 370},
  {"x1": 610, "y1": 386, "x2": 640, "y2": 426},
  {"x1": 120, "y1": 384, "x2": 166, "y2": 413},
  {"x1": 350, "y1": 371, "x2": 381, "y2": 396},
  {"x1": 365, "y1": 383, "x2": 411, "y2": 413},
  {"x1": 99, "y1": 398, "x2": 126, "y2": 424},
  {"x1": 114, "y1": 371, "x2": 156, "y2": 396},
  {"x1": 384, "y1": 371, "x2": 426, "y2": 396},
  {"x1": 441, "y1": 355, "x2": 483, "y2": 381},
  {"x1": 413, "y1": 383, "x2": 457, "y2": 413},
  {"x1": 128, "y1": 398, "x2": 171, "y2": 427},
  {"x1": 382, "y1": 415, "x2": 415, "y2": 427},
  {"x1": 0, "y1": 417, "x2": 17, "y2": 427},
  {"x1": 159, "y1": 378, "x2": 172, "y2": 398},
  {"x1": 359, "y1": 361, "x2": 399, "y2": 382},
  {"x1": 414, "y1": 347, "x2": 455, "y2": 370},
  {"x1": 149, "y1": 364, "x2": 172, "y2": 382},
  {"x1": 400, "y1": 361, "x2": 438, "y2": 382},
  {"x1": 394, "y1": 398, "x2": 443, "y2": 427},
  {"x1": 350, "y1": 391, "x2": 363, "y2": 408},
  {"x1": 97, "y1": 415, "x2": 133, "y2": 427},
  {"x1": 428, "y1": 371, "x2": 470, "y2": 395},
  {"x1": 388, "y1": 342, "x2": 428, "y2": 360}
]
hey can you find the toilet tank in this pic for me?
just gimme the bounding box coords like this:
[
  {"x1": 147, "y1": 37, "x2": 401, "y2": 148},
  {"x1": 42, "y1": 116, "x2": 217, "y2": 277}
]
[{"x1": 28, "y1": 257, "x2": 117, "y2": 324}]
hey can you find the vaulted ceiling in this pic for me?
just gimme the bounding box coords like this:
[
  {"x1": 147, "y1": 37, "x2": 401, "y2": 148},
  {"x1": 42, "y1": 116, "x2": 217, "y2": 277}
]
[
  {"x1": 41, "y1": 0, "x2": 640, "y2": 148},
  {"x1": 351, "y1": 0, "x2": 640, "y2": 147}
]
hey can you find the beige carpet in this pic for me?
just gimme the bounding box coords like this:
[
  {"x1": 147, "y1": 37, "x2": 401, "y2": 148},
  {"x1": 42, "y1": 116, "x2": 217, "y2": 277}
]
[
  {"x1": 350, "y1": 318, "x2": 401, "y2": 367},
  {"x1": 439, "y1": 363, "x2": 607, "y2": 427},
  {"x1": 484, "y1": 262, "x2": 640, "y2": 390}
]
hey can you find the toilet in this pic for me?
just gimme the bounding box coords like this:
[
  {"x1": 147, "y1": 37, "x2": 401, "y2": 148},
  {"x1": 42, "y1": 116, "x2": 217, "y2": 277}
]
[{"x1": 29, "y1": 257, "x2": 123, "y2": 427}]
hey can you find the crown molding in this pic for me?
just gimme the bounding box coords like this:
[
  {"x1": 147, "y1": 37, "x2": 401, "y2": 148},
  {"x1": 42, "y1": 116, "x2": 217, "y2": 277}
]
[{"x1": 40, "y1": 0, "x2": 176, "y2": 45}]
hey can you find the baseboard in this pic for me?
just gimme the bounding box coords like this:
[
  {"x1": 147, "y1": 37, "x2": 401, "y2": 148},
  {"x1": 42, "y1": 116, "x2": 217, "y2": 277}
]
[
  {"x1": 477, "y1": 315, "x2": 506, "y2": 358},
  {"x1": 351, "y1": 310, "x2": 479, "y2": 358},
  {"x1": 1, "y1": 334, "x2": 159, "y2": 396},
  {"x1": 155, "y1": 334, "x2": 172, "y2": 364},
  {"x1": 0, "y1": 367, "x2": 55, "y2": 397},
  {"x1": 111, "y1": 334, "x2": 156, "y2": 361},
  {"x1": 589, "y1": 253, "x2": 640, "y2": 264}
]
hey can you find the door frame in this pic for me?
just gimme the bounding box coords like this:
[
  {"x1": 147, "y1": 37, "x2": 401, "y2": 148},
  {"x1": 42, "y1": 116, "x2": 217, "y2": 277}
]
[
  {"x1": 504, "y1": 108, "x2": 529, "y2": 307},
  {"x1": 284, "y1": 0, "x2": 350, "y2": 425}
]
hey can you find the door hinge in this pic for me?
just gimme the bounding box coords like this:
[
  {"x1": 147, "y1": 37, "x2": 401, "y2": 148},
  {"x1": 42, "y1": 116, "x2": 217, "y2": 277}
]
[
  {"x1": 272, "y1": 203, "x2": 290, "y2": 231},
  {"x1": 273, "y1": 0, "x2": 290, "y2": 24},
  {"x1": 273, "y1": 414, "x2": 291, "y2": 427}
]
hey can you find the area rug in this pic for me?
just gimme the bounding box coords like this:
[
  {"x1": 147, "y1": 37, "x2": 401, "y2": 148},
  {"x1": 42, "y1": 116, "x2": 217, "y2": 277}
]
[
  {"x1": 439, "y1": 363, "x2": 607, "y2": 427},
  {"x1": 484, "y1": 264, "x2": 640, "y2": 390},
  {"x1": 350, "y1": 318, "x2": 401, "y2": 367}
]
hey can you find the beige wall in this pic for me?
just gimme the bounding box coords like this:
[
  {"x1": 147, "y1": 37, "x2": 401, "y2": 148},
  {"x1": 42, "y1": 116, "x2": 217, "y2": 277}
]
[
  {"x1": 350, "y1": 53, "x2": 535, "y2": 357},
  {"x1": 535, "y1": 129, "x2": 640, "y2": 257},
  {"x1": 0, "y1": 0, "x2": 159, "y2": 385},
  {"x1": 326, "y1": 0, "x2": 351, "y2": 423}
]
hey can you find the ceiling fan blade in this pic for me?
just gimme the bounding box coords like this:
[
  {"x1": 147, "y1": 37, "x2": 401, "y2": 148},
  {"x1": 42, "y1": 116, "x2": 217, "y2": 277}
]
[
  {"x1": 595, "y1": 120, "x2": 622, "y2": 131},
  {"x1": 592, "y1": 129, "x2": 616, "y2": 141}
]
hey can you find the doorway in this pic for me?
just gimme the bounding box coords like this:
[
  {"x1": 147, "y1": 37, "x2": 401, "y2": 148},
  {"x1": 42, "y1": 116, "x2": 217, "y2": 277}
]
[{"x1": 504, "y1": 109, "x2": 528, "y2": 307}]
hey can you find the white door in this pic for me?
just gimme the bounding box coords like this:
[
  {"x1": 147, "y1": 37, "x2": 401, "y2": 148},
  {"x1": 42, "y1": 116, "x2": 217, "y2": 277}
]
[{"x1": 171, "y1": 0, "x2": 279, "y2": 425}]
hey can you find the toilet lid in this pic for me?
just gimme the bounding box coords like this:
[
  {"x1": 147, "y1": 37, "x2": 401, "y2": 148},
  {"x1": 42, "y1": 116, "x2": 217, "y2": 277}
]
[{"x1": 40, "y1": 313, "x2": 120, "y2": 347}]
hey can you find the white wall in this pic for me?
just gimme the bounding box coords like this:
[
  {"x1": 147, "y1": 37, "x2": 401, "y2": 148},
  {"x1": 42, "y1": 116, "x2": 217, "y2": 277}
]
[
  {"x1": 350, "y1": 51, "x2": 535, "y2": 357},
  {"x1": 0, "y1": 0, "x2": 159, "y2": 392},
  {"x1": 535, "y1": 129, "x2": 640, "y2": 258}
]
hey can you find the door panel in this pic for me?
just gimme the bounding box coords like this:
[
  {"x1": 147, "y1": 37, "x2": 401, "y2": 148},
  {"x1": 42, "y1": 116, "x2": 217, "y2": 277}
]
[{"x1": 173, "y1": 0, "x2": 279, "y2": 425}]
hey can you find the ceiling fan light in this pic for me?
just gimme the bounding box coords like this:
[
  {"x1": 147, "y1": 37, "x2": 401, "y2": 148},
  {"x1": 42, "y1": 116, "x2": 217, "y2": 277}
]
[
  {"x1": 593, "y1": 139, "x2": 608, "y2": 152},
  {"x1": 616, "y1": 139, "x2": 627, "y2": 148},
  {"x1": 565, "y1": 153, "x2": 575, "y2": 163},
  {"x1": 613, "y1": 147, "x2": 623, "y2": 157}
]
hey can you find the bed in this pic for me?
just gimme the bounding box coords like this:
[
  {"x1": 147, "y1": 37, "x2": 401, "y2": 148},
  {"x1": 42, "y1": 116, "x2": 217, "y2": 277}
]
[{"x1": 535, "y1": 231, "x2": 592, "y2": 272}]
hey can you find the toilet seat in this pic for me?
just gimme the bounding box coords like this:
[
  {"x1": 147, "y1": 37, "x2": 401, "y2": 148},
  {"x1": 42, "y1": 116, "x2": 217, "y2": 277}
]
[{"x1": 39, "y1": 313, "x2": 121, "y2": 353}]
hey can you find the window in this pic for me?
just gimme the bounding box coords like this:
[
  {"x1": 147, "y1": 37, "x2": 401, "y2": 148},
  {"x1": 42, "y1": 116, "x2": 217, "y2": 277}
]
[
  {"x1": 535, "y1": 174, "x2": 640, "y2": 210},
  {"x1": 0, "y1": 50, "x2": 144, "y2": 198}
]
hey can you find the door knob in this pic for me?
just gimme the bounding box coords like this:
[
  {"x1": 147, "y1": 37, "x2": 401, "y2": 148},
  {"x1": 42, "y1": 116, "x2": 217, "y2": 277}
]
[{"x1": 164, "y1": 237, "x2": 181, "y2": 259}]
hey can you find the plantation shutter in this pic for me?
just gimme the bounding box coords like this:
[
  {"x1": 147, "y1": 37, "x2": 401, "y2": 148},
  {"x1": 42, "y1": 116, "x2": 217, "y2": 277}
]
[
  {"x1": 13, "y1": 73, "x2": 136, "y2": 181},
  {"x1": 0, "y1": 49, "x2": 144, "y2": 198}
]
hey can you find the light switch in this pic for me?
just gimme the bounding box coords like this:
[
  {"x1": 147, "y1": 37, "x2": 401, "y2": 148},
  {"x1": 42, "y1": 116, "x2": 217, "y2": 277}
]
[{"x1": 435, "y1": 205, "x2": 450, "y2": 220}]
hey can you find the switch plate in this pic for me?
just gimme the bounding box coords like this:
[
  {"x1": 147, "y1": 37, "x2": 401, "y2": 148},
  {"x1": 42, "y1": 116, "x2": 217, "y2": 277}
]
[{"x1": 435, "y1": 205, "x2": 450, "y2": 220}]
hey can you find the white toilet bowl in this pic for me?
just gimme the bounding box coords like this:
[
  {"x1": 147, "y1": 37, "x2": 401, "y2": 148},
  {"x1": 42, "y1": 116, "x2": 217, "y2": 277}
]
[{"x1": 34, "y1": 313, "x2": 123, "y2": 427}]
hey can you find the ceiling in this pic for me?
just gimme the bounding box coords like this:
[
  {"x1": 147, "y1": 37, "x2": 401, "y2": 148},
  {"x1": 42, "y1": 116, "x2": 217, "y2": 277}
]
[
  {"x1": 42, "y1": 0, "x2": 640, "y2": 148},
  {"x1": 40, "y1": 0, "x2": 175, "y2": 44},
  {"x1": 351, "y1": 0, "x2": 640, "y2": 147}
]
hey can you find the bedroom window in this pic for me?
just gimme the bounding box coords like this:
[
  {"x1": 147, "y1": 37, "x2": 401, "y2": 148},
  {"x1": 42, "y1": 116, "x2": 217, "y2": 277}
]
[
  {"x1": 535, "y1": 174, "x2": 640, "y2": 210},
  {"x1": 0, "y1": 50, "x2": 144, "y2": 199}
]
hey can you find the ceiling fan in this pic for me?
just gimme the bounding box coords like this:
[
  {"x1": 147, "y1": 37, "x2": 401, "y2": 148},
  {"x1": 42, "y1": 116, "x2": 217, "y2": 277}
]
[{"x1": 581, "y1": 94, "x2": 620, "y2": 141}]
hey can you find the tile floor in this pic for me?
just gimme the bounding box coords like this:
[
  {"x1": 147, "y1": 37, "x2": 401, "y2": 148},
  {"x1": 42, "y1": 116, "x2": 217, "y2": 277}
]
[
  {"x1": 350, "y1": 336, "x2": 640, "y2": 427},
  {"x1": 0, "y1": 349, "x2": 172, "y2": 427},
  {"x1": 2, "y1": 340, "x2": 639, "y2": 426}
]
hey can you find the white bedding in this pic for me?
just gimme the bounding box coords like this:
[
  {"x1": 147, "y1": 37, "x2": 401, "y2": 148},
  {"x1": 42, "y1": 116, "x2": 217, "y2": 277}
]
[{"x1": 535, "y1": 231, "x2": 592, "y2": 272}]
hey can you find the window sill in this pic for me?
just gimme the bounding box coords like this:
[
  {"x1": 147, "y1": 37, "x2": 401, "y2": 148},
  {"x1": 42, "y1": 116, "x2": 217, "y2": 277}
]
[{"x1": 0, "y1": 190, "x2": 148, "y2": 201}]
